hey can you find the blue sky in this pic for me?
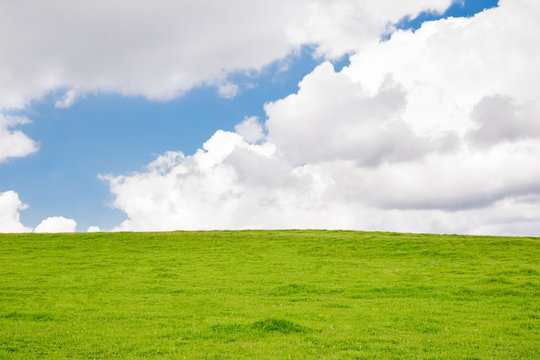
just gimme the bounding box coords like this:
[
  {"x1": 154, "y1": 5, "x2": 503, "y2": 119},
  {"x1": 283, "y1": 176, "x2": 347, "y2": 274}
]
[
  {"x1": 397, "y1": 0, "x2": 498, "y2": 30},
  {"x1": 1, "y1": 49, "x2": 326, "y2": 230},
  {"x1": 5, "y1": 0, "x2": 539, "y2": 235}
]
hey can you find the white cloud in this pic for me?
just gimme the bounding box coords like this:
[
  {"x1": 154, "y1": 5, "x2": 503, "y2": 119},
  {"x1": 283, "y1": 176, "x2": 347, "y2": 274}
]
[
  {"x1": 34, "y1": 216, "x2": 77, "y2": 233},
  {"x1": 0, "y1": 191, "x2": 32, "y2": 233},
  {"x1": 288, "y1": 0, "x2": 454, "y2": 58},
  {"x1": 87, "y1": 225, "x2": 101, "y2": 232},
  {"x1": 344, "y1": 0, "x2": 540, "y2": 138},
  {"x1": 1, "y1": 192, "x2": 80, "y2": 233},
  {"x1": 102, "y1": 129, "x2": 540, "y2": 235},
  {"x1": 103, "y1": 128, "x2": 540, "y2": 235},
  {"x1": 265, "y1": 63, "x2": 455, "y2": 166},
  {"x1": 0, "y1": 115, "x2": 39, "y2": 163},
  {"x1": 0, "y1": 0, "x2": 455, "y2": 162},
  {"x1": 102, "y1": 0, "x2": 540, "y2": 236},
  {"x1": 0, "y1": 0, "x2": 454, "y2": 110},
  {"x1": 54, "y1": 89, "x2": 79, "y2": 108},
  {"x1": 217, "y1": 83, "x2": 239, "y2": 99},
  {"x1": 234, "y1": 116, "x2": 265, "y2": 143},
  {"x1": 468, "y1": 96, "x2": 540, "y2": 147},
  {"x1": 102, "y1": 130, "x2": 341, "y2": 231}
]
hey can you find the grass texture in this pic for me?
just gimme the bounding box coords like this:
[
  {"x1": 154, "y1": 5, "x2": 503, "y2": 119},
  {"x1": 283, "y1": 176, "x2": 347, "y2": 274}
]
[{"x1": 0, "y1": 230, "x2": 538, "y2": 359}]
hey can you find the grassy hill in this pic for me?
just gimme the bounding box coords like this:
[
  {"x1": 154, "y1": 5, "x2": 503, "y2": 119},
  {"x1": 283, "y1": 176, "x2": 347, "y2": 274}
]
[{"x1": 0, "y1": 230, "x2": 538, "y2": 359}]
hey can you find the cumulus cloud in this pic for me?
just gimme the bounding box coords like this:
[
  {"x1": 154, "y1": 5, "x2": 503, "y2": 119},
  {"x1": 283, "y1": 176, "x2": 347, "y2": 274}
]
[
  {"x1": 265, "y1": 63, "x2": 456, "y2": 166},
  {"x1": 234, "y1": 116, "x2": 265, "y2": 143},
  {"x1": 0, "y1": 0, "x2": 455, "y2": 163},
  {"x1": 288, "y1": 0, "x2": 454, "y2": 58},
  {"x1": 1, "y1": 191, "x2": 79, "y2": 233},
  {"x1": 34, "y1": 216, "x2": 77, "y2": 233},
  {"x1": 217, "y1": 83, "x2": 239, "y2": 99},
  {"x1": 0, "y1": 115, "x2": 38, "y2": 163},
  {"x1": 0, "y1": 0, "x2": 453, "y2": 111},
  {"x1": 0, "y1": 191, "x2": 32, "y2": 233},
  {"x1": 102, "y1": 0, "x2": 540, "y2": 236},
  {"x1": 102, "y1": 130, "x2": 340, "y2": 231},
  {"x1": 468, "y1": 96, "x2": 540, "y2": 146},
  {"x1": 87, "y1": 225, "x2": 101, "y2": 232},
  {"x1": 325, "y1": 143, "x2": 540, "y2": 211},
  {"x1": 103, "y1": 128, "x2": 540, "y2": 235},
  {"x1": 344, "y1": 0, "x2": 540, "y2": 137},
  {"x1": 54, "y1": 89, "x2": 79, "y2": 109}
]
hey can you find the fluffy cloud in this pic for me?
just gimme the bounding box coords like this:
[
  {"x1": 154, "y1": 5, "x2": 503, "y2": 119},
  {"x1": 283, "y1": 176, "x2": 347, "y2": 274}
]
[
  {"x1": 0, "y1": 0, "x2": 454, "y2": 164},
  {"x1": 103, "y1": 0, "x2": 540, "y2": 235},
  {"x1": 54, "y1": 89, "x2": 79, "y2": 109},
  {"x1": 103, "y1": 129, "x2": 540, "y2": 235},
  {"x1": 0, "y1": 191, "x2": 32, "y2": 233},
  {"x1": 103, "y1": 130, "x2": 342, "y2": 231},
  {"x1": 34, "y1": 216, "x2": 77, "y2": 233},
  {"x1": 468, "y1": 96, "x2": 540, "y2": 147},
  {"x1": 288, "y1": 0, "x2": 454, "y2": 58},
  {"x1": 344, "y1": 0, "x2": 540, "y2": 137},
  {"x1": 264, "y1": 0, "x2": 540, "y2": 213},
  {"x1": 0, "y1": 191, "x2": 79, "y2": 233},
  {"x1": 265, "y1": 63, "x2": 456, "y2": 166},
  {"x1": 87, "y1": 225, "x2": 101, "y2": 233},
  {"x1": 217, "y1": 83, "x2": 239, "y2": 99},
  {"x1": 0, "y1": 115, "x2": 39, "y2": 163},
  {"x1": 0, "y1": 0, "x2": 452, "y2": 110},
  {"x1": 234, "y1": 117, "x2": 265, "y2": 143}
]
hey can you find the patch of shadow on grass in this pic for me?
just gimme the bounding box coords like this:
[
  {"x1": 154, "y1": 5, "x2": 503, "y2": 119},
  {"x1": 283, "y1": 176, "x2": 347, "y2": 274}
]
[
  {"x1": 287, "y1": 297, "x2": 314, "y2": 303},
  {"x1": 1, "y1": 338, "x2": 41, "y2": 353},
  {"x1": 323, "y1": 303, "x2": 351, "y2": 308},
  {"x1": 350, "y1": 285, "x2": 440, "y2": 299},
  {"x1": 518, "y1": 268, "x2": 539, "y2": 276},
  {"x1": 520, "y1": 321, "x2": 538, "y2": 330},
  {"x1": 452, "y1": 287, "x2": 527, "y2": 299},
  {"x1": 417, "y1": 323, "x2": 442, "y2": 334},
  {"x1": 210, "y1": 323, "x2": 249, "y2": 338},
  {"x1": 209, "y1": 318, "x2": 311, "y2": 340},
  {"x1": 1, "y1": 312, "x2": 57, "y2": 322},
  {"x1": 519, "y1": 281, "x2": 539, "y2": 289},
  {"x1": 497, "y1": 268, "x2": 539, "y2": 276},
  {"x1": 250, "y1": 318, "x2": 310, "y2": 334},
  {"x1": 270, "y1": 283, "x2": 329, "y2": 296},
  {"x1": 392, "y1": 315, "x2": 443, "y2": 334},
  {"x1": 479, "y1": 276, "x2": 514, "y2": 285},
  {"x1": 170, "y1": 289, "x2": 188, "y2": 294},
  {"x1": 155, "y1": 272, "x2": 176, "y2": 279}
]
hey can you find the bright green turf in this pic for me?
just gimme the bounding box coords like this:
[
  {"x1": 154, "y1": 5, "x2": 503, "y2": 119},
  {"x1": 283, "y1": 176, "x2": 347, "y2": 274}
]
[{"x1": 0, "y1": 230, "x2": 538, "y2": 359}]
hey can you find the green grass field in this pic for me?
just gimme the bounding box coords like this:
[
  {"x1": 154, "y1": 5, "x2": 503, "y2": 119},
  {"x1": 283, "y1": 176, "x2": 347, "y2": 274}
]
[{"x1": 0, "y1": 230, "x2": 538, "y2": 359}]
